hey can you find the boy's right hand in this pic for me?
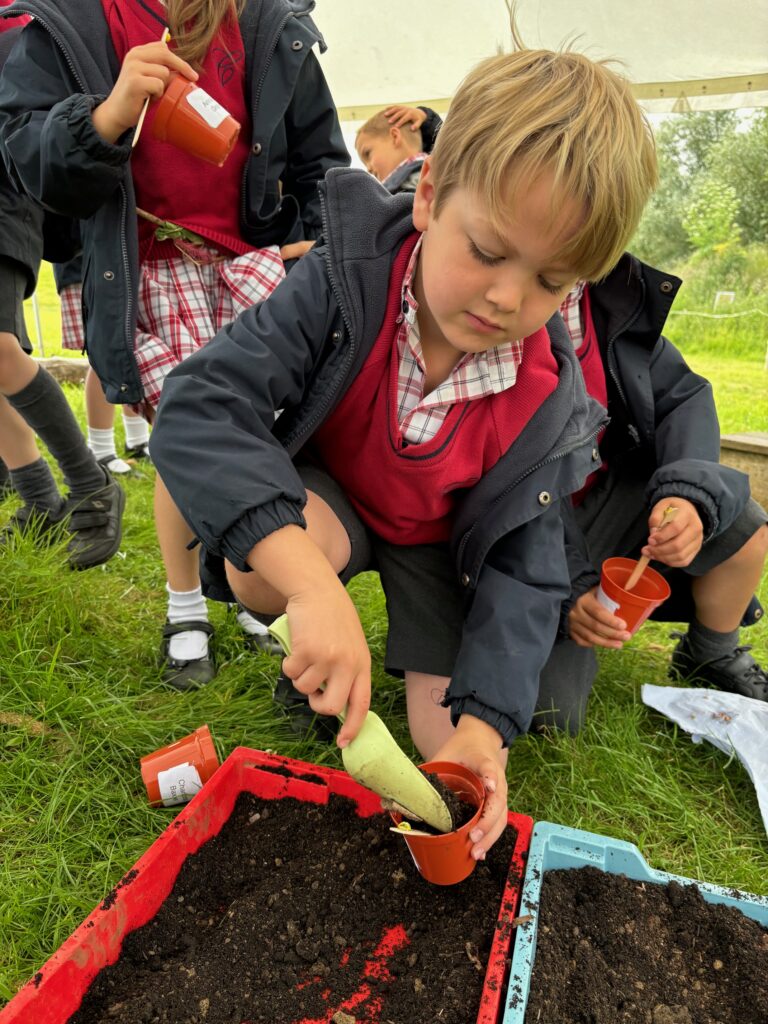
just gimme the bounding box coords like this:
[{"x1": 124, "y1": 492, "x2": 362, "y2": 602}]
[
  {"x1": 282, "y1": 586, "x2": 371, "y2": 748},
  {"x1": 568, "y1": 587, "x2": 631, "y2": 649},
  {"x1": 92, "y1": 43, "x2": 198, "y2": 144}
]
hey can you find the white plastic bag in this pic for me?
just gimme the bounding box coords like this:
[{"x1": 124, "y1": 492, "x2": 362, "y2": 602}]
[{"x1": 642, "y1": 684, "x2": 768, "y2": 838}]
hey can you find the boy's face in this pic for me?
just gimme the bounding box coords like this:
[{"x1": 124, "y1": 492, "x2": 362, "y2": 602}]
[
  {"x1": 356, "y1": 128, "x2": 411, "y2": 182},
  {"x1": 412, "y1": 159, "x2": 584, "y2": 364}
]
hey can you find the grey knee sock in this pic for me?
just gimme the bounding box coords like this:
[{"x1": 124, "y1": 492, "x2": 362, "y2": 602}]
[
  {"x1": 9, "y1": 457, "x2": 64, "y2": 514},
  {"x1": 7, "y1": 368, "x2": 105, "y2": 499},
  {"x1": 0, "y1": 456, "x2": 9, "y2": 489},
  {"x1": 686, "y1": 618, "x2": 739, "y2": 661}
]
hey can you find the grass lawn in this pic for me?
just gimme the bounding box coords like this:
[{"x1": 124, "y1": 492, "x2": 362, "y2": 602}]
[{"x1": 1, "y1": 272, "x2": 766, "y2": 1003}]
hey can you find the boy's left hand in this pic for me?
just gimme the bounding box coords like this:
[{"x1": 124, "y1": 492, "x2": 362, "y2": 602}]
[
  {"x1": 643, "y1": 497, "x2": 703, "y2": 567},
  {"x1": 432, "y1": 716, "x2": 507, "y2": 861}
]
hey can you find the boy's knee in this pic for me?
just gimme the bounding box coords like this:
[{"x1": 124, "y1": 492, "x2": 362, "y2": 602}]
[
  {"x1": 728, "y1": 522, "x2": 768, "y2": 569},
  {"x1": 0, "y1": 331, "x2": 24, "y2": 387},
  {"x1": 534, "y1": 641, "x2": 597, "y2": 736}
]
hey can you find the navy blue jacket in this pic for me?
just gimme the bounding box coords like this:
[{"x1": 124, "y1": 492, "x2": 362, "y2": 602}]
[
  {"x1": 150, "y1": 168, "x2": 607, "y2": 746},
  {"x1": 563, "y1": 254, "x2": 751, "y2": 606},
  {"x1": 0, "y1": 0, "x2": 349, "y2": 403}
]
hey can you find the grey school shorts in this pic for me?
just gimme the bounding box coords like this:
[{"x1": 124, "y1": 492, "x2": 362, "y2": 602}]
[
  {"x1": 0, "y1": 256, "x2": 33, "y2": 353},
  {"x1": 574, "y1": 462, "x2": 768, "y2": 623},
  {"x1": 298, "y1": 462, "x2": 596, "y2": 734}
]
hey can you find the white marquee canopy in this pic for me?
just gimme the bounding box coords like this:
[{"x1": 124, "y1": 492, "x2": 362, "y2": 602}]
[{"x1": 315, "y1": 0, "x2": 768, "y2": 121}]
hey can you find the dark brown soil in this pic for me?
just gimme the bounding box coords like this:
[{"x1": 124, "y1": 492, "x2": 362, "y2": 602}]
[
  {"x1": 521, "y1": 866, "x2": 768, "y2": 1023},
  {"x1": 69, "y1": 792, "x2": 518, "y2": 1024},
  {"x1": 418, "y1": 770, "x2": 477, "y2": 833}
]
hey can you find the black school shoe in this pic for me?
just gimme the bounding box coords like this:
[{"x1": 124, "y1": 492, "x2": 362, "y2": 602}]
[
  {"x1": 669, "y1": 630, "x2": 768, "y2": 702},
  {"x1": 273, "y1": 672, "x2": 338, "y2": 742},
  {"x1": 65, "y1": 468, "x2": 126, "y2": 570},
  {"x1": 160, "y1": 620, "x2": 216, "y2": 690},
  {"x1": 125, "y1": 443, "x2": 151, "y2": 463}
]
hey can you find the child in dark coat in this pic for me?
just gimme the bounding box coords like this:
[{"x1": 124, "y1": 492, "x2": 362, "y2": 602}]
[
  {"x1": 556, "y1": 266, "x2": 767, "y2": 701},
  {"x1": 150, "y1": 47, "x2": 659, "y2": 856}
]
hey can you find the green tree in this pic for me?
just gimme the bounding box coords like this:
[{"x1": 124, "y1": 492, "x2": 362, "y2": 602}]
[
  {"x1": 630, "y1": 112, "x2": 738, "y2": 267},
  {"x1": 708, "y1": 110, "x2": 768, "y2": 245},
  {"x1": 682, "y1": 178, "x2": 740, "y2": 251}
]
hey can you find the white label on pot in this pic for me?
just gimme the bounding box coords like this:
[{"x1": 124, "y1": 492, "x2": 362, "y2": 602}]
[
  {"x1": 186, "y1": 89, "x2": 229, "y2": 129},
  {"x1": 157, "y1": 762, "x2": 203, "y2": 807},
  {"x1": 596, "y1": 585, "x2": 620, "y2": 614}
]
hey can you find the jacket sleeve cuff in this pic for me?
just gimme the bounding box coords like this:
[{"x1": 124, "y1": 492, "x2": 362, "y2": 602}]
[
  {"x1": 219, "y1": 499, "x2": 307, "y2": 571},
  {"x1": 443, "y1": 695, "x2": 520, "y2": 749},
  {"x1": 66, "y1": 94, "x2": 133, "y2": 165},
  {"x1": 646, "y1": 480, "x2": 718, "y2": 539}
]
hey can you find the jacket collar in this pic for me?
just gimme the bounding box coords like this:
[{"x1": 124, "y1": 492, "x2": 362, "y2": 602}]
[{"x1": 591, "y1": 252, "x2": 682, "y2": 350}]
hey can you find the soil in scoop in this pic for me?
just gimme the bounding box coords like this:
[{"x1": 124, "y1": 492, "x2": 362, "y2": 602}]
[
  {"x1": 520, "y1": 866, "x2": 768, "y2": 1024},
  {"x1": 69, "y1": 792, "x2": 518, "y2": 1024}
]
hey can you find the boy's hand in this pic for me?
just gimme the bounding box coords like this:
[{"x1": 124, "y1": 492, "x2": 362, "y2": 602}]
[
  {"x1": 569, "y1": 587, "x2": 631, "y2": 648},
  {"x1": 382, "y1": 104, "x2": 427, "y2": 133},
  {"x1": 433, "y1": 716, "x2": 507, "y2": 860},
  {"x1": 92, "y1": 43, "x2": 198, "y2": 143},
  {"x1": 283, "y1": 586, "x2": 371, "y2": 748},
  {"x1": 643, "y1": 497, "x2": 703, "y2": 567}
]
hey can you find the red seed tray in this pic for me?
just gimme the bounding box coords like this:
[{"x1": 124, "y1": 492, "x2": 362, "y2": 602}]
[{"x1": 0, "y1": 748, "x2": 533, "y2": 1024}]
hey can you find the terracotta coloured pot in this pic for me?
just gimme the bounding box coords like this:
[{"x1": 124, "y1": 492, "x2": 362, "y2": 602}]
[
  {"x1": 151, "y1": 72, "x2": 240, "y2": 166},
  {"x1": 389, "y1": 760, "x2": 486, "y2": 885},
  {"x1": 598, "y1": 556, "x2": 672, "y2": 635},
  {"x1": 140, "y1": 724, "x2": 220, "y2": 806}
]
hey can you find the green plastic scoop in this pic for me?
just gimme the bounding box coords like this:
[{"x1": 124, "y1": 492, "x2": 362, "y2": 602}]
[{"x1": 268, "y1": 615, "x2": 453, "y2": 833}]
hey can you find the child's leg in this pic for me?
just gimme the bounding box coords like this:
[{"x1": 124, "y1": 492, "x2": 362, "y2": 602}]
[
  {"x1": 0, "y1": 393, "x2": 64, "y2": 526},
  {"x1": 404, "y1": 671, "x2": 455, "y2": 760},
  {"x1": 122, "y1": 406, "x2": 150, "y2": 458},
  {"x1": 154, "y1": 474, "x2": 214, "y2": 687},
  {"x1": 671, "y1": 503, "x2": 768, "y2": 699},
  {"x1": 535, "y1": 639, "x2": 598, "y2": 734}
]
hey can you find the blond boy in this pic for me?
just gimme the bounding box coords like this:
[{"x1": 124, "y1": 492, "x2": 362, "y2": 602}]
[{"x1": 152, "y1": 48, "x2": 657, "y2": 856}]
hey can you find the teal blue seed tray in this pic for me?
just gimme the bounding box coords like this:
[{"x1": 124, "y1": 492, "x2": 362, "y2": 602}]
[{"x1": 503, "y1": 821, "x2": 768, "y2": 1023}]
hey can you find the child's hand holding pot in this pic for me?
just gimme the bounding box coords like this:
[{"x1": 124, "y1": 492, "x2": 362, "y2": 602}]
[
  {"x1": 93, "y1": 42, "x2": 198, "y2": 144},
  {"x1": 569, "y1": 587, "x2": 631, "y2": 649},
  {"x1": 433, "y1": 716, "x2": 508, "y2": 860},
  {"x1": 643, "y1": 497, "x2": 703, "y2": 567}
]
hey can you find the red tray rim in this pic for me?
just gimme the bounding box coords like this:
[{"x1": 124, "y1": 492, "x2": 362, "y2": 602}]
[{"x1": 0, "y1": 747, "x2": 533, "y2": 1024}]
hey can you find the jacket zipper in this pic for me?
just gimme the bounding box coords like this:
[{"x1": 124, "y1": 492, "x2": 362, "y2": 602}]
[{"x1": 456, "y1": 422, "x2": 605, "y2": 573}]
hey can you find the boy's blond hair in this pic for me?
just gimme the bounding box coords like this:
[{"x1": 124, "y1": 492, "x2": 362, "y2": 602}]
[
  {"x1": 430, "y1": 50, "x2": 657, "y2": 281},
  {"x1": 356, "y1": 111, "x2": 423, "y2": 153}
]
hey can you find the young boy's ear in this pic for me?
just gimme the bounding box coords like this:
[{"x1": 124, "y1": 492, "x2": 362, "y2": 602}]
[{"x1": 412, "y1": 156, "x2": 435, "y2": 232}]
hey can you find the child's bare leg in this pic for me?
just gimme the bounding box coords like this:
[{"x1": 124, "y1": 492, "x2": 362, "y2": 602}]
[
  {"x1": 85, "y1": 367, "x2": 115, "y2": 430},
  {"x1": 404, "y1": 671, "x2": 455, "y2": 761},
  {"x1": 155, "y1": 474, "x2": 199, "y2": 589},
  {"x1": 225, "y1": 489, "x2": 351, "y2": 614},
  {"x1": 155, "y1": 473, "x2": 215, "y2": 685},
  {"x1": 691, "y1": 524, "x2": 768, "y2": 631}
]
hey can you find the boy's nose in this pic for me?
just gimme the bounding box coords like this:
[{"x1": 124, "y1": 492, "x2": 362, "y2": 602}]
[{"x1": 486, "y1": 272, "x2": 523, "y2": 314}]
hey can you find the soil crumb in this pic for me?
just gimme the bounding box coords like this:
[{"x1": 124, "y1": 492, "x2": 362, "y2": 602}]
[
  {"x1": 521, "y1": 866, "x2": 768, "y2": 1023},
  {"x1": 69, "y1": 791, "x2": 518, "y2": 1024}
]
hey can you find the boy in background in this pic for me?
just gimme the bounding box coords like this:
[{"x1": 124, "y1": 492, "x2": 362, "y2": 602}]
[{"x1": 151, "y1": 47, "x2": 658, "y2": 857}]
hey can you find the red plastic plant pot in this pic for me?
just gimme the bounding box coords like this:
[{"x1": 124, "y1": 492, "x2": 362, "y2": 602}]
[
  {"x1": 0, "y1": 749, "x2": 533, "y2": 1024},
  {"x1": 139, "y1": 724, "x2": 219, "y2": 807},
  {"x1": 151, "y1": 72, "x2": 241, "y2": 166},
  {"x1": 598, "y1": 556, "x2": 672, "y2": 635},
  {"x1": 388, "y1": 759, "x2": 486, "y2": 886}
]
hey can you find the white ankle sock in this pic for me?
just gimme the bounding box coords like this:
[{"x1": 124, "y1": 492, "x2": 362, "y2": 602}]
[
  {"x1": 87, "y1": 426, "x2": 116, "y2": 461},
  {"x1": 235, "y1": 606, "x2": 271, "y2": 636},
  {"x1": 123, "y1": 411, "x2": 150, "y2": 449},
  {"x1": 166, "y1": 584, "x2": 210, "y2": 661}
]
